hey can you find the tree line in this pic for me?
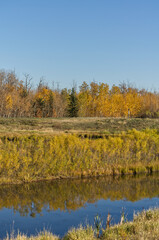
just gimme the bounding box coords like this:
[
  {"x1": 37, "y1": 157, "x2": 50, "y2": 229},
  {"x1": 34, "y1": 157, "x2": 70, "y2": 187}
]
[{"x1": 0, "y1": 70, "x2": 159, "y2": 118}]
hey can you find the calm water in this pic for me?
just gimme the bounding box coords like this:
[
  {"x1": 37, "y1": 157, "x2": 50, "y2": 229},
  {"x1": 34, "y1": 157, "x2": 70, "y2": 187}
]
[{"x1": 0, "y1": 174, "x2": 159, "y2": 238}]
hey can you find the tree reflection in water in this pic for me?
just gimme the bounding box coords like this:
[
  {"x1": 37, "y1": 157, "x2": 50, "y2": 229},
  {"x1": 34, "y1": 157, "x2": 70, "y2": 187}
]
[{"x1": 0, "y1": 173, "x2": 159, "y2": 217}]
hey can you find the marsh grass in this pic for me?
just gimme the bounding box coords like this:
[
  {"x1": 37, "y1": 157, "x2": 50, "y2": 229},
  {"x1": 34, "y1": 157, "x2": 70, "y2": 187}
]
[
  {"x1": 0, "y1": 129, "x2": 159, "y2": 184},
  {"x1": 101, "y1": 208, "x2": 159, "y2": 240},
  {"x1": 63, "y1": 225, "x2": 95, "y2": 240},
  {"x1": 5, "y1": 231, "x2": 59, "y2": 240}
]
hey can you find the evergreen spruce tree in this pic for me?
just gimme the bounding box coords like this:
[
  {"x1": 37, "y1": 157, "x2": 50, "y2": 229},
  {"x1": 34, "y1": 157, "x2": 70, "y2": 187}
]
[
  {"x1": 68, "y1": 87, "x2": 79, "y2": 117},
  {"x1": 48, "y1": 90, "x2": 54, "y2": 117}
]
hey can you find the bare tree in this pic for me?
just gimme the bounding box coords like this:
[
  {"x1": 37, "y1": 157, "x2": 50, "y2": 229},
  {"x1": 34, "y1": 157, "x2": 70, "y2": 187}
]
[{"x1": 23, "y1": 73, "x2": 33, "y2": 94}]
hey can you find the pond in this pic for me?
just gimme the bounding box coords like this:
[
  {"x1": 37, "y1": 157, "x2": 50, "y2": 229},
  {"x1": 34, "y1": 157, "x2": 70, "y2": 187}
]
[{"x1": 0, "y1": 173, "x2": 159, "y2": 238}]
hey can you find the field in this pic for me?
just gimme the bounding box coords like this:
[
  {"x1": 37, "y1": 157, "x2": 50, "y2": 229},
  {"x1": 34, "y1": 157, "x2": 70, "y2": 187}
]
[{"x1": 0, "y1": 117, "x2": 159, "y2": 136}]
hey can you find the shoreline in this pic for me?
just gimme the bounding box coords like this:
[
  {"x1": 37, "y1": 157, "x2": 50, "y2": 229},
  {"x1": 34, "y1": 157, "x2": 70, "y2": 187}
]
[
  {"x1": 3, "y1": 208, "x2": 159, "y2": 240},
  {"x1": 0, "y1": 169, "x2": 159, "y2": 186}
]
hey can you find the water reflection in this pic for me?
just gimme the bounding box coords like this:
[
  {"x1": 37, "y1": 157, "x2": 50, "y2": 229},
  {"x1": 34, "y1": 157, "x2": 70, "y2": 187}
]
[{"x1": 0, "y1": 173, "x2": 159, "y2": 217}]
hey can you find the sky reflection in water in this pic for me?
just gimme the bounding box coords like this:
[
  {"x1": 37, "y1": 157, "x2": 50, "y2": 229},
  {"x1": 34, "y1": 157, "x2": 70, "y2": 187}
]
[{"x1": 0, "y1": 174, "x2": 159, "y2": 238}]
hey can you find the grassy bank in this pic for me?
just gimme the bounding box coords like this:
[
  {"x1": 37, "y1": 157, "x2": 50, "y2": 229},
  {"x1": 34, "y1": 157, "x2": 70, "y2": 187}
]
[
  {"x1": 0, "y1": 117, "x2": 159, "y2": 136},
  {"x1": 0, "y1": 129, "x2": 159, "y2": 184},
  {"x1": 4, "y1": 208, "x2": 159, "y2": 240}
]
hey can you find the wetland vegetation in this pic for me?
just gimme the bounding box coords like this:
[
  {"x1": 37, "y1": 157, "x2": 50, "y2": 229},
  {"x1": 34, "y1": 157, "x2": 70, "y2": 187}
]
[{"x1": 0, "y1": 128, "x2": 159, "y2": 183}]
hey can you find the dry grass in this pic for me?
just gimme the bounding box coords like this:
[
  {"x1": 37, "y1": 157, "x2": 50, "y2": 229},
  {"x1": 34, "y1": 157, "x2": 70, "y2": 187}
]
[
  {"x1": 101, "y1": 208, "x2": 159, "y2": 240},
  {"x1": 5, "y1": 231, "x2": 59, "y2": 240},
  {"x1": 0, "y1": 117, "x2": 159, "y2": 136},
  {"x1": 63, "y1": 225, "x2": 95, "y2": 240}
]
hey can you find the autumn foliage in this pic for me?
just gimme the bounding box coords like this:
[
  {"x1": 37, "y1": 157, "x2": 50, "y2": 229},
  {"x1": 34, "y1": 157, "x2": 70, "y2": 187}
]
[
  {"x1": 0, "y1": 70, "x2": 159, "y2": 118},
  {"x1": 0, "y1": 129, "x2": 159, "y2": 183}
]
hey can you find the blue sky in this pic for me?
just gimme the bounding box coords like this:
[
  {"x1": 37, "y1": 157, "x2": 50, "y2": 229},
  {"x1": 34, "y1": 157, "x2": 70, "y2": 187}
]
[{"x1": 0, "y1": 0, "x2": 159, "y2": 90}]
